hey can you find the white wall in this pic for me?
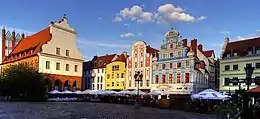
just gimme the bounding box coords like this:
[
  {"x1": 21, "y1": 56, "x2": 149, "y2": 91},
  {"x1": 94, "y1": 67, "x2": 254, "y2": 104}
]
[{"x1": 92, "y1": 68, "x2": 105, "y2": 90}]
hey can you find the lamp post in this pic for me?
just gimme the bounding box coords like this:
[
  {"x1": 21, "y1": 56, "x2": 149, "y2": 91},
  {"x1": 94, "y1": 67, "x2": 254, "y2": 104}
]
[
  {"x1": 134, "y1": 71, "x2": 143, "y2": 109},
  {"x1": 244, "y1": 65, "x2": 255, "y2": 90}
]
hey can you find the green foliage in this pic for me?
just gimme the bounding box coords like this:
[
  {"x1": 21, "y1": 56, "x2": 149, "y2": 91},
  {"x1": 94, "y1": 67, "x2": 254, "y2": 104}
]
[{"x1": 0, "y1": 63, "x2": 46, "y2": 101}]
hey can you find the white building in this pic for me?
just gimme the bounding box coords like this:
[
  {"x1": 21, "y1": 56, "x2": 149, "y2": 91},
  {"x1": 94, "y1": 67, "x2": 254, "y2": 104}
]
[
  {"x1": 220, "y1": 37, "x2": 260, "y2": 92},
  {"x1": 1, "y1": 16, "x2": 84, "y2": 90},
  {"x1": 91, "y1": 54, "x2": 117, "y2": 90},
  {"x1": 126, "y1": 40, "x2": 159, "y2": 91}
]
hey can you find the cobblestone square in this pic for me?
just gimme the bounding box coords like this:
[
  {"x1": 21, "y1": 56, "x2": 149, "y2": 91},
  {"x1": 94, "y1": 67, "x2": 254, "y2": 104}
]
[{"x1": 0, "y1": 102, "x2": 215, "y2": 119}]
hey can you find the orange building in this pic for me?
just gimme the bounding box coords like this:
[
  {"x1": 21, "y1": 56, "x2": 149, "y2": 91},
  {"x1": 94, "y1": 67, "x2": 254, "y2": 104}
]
[{"x1": 1, "y1": 16, "x2": 84, "y2": 91}]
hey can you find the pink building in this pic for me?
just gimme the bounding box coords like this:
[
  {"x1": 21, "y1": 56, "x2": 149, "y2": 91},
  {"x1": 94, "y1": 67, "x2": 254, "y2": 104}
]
[{"x1": 126, "y1": 40, "x2": 159, "y2": 91}]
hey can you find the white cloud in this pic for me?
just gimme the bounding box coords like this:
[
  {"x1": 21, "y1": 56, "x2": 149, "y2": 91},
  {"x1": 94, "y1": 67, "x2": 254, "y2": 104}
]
[
  {"x1": 120, "y1": 32, "x2": 135, "y2": 38},
  {"x1": 113, "y1": 4, "x2": 205, "y2": 24},
  {"x1": 220, "y1": 31, "x2": 230, "y2": 35},
  {"x1": 98, "y1": 17, "x2": 102, "y2": 20},
  {"x1": 112, "y1": 17, "x2": 122, "y2": 22}
]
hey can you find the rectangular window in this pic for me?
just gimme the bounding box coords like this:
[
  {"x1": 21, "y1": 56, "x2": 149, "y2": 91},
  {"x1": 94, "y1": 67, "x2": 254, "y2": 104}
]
[
  {"x1": 156, "y1": 64, "x2": 159, "y2": 70},
  {"x1": 146, "y1": 80, "x2": 149, "y2": 86},
  {"x1": 257, "y1": 49, "x2": 260, "y2": 54},
  {"x1": 112, "y1": 65, "x2": 120, "y2": 71},
  {"x1": 117, "y1": 74, "x2": 119, "y2": 78},
  {"x1": 170, "y1": 53, "x2": 174, "y2": 57},
  {"x1": 177, "y1": 62, "x2": 181, "y2": 68},
  {"x1": 117, "y1": 82, "x2": 119, "y2": 86},
  {"x1": 98, "y1": 69, "x2": 99, "y2": 73},
  {"x1": 46, "y1": 61, "x2": 50, "y2": 69},
  {"x1": 140, "y1": 81, "x2": 143, "y2": 87},
  {"x1": 134, "y1": 62, "x2": 137, "y2": 68},
  {"x1": 66, "y1": 50, "x2": 69, "y2": 56},
  {"x1": 112, "y1": 82, "x2": 114, "y2": 86},
  {"x1": 107, "y1": 83, "x2": 110, "y2": 87},
  {"x1": 102, "y1": 69, "x2": 104, "y2": 73},
  {"x1": 256, "y1": 63, "x2": 260, "y2": 69},
  {"x1": 107, "y1": 74, "x2": 110, "y2": 79},
  {"x1": 92, "y1": 84, "x2": 95, "y2": 89},
  {"x1": 56, "y1": 48, "x2": 60, "y2": 55},
  {"x1": 140, "y1": 61, "x2": 143, "y2": 67},
  {"x1": 97, "y1": 84, "x2": 99, "y2": 90},
  {"x1": 177, "y1": 73, "x2": 181, "y2": 83},
  {"x1": 170, "y1": 63, "x2": 173, "y2": 69},
  {"x1": 74, "y1": 65, "x2": 78, "y2": 72},
  {"x1": 56, "y1": 62, "x2": 60, "y2": 70},
  {"x1": 112, "y1": 74, "x2": 114, "y2": 78},
  {"x1": 162, "y1": 75, "x2": 165, "y2": 84},
  {"x1": 234, "y1": 52, "x2": 238, "y2": 56},
  {"x1": 155, "y1": 75, "x2": 159, "y2": 84},
  {"x1": 66, "y1": 64, "x2": 69, "y2": 71},
  {"x1": 246, "y1": 63, "x2": 252, "y2": 67},
  {"x1": 100, "y1": 84, "x2": 102, "y2": 90},
  {"x1": 224, "y1": 78, "x2": 230, "y2": 86},
  {"x1": 169, "y1": 74, "x2": 173, "y2": 84},
  {"x1": 121, "y1": 73, "x2": 124, "y2": 78},
  {"x1": 162, "y1": 64, "x2": 166, "y2": 69},
  {"x1": 232, "y1": 77, "x2": 239, "y2": 86},
  {"x1": 233, "y1": 64, "x2": 238, "y2": 70},
  {"x1": 185, "y1": 73, "x2": 189, "y2": 83},
  {"x1": 186, "y1": 61, "x2": 190, "y2": 67},
  {"x1": 225, "y1": 65, "x2": 230, "y2": 71},
  {"x1": 129, "y1": 81, "x2": 132, "y2": 87}
]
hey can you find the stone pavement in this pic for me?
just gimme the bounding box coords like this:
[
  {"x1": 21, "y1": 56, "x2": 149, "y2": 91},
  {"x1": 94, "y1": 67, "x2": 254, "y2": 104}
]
[{"x1": 0, "y1": 102, "x2": 215, "y2": 119}]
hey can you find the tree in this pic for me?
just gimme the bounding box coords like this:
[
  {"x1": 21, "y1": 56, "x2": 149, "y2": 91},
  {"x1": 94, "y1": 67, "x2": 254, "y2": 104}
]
[{"x1": 0, "y1": 63, "x2": 46, "y2": 101}]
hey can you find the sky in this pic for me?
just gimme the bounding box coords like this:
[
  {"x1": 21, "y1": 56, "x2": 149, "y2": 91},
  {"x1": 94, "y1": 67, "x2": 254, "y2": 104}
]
[{"x1": 1, "y1": 0, "x2": 260, "y2": 61}]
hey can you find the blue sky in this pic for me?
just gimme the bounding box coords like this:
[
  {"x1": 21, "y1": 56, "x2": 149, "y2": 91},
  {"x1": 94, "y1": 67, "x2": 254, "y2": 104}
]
[{"x1": 1, "y1": 0, "x2": 260, "y2": 61}]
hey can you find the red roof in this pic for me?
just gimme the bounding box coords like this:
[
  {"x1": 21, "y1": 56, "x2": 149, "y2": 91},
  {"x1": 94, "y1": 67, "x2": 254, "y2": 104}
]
[
  {"x1": 224, "y1": 37, "x2": 260, "y2": 56},
  {"x1": 146, "y1": 45, "x2": 159, "y2": 57},
  {"x1": 2, "y1": 27, "x2": 51, "y2": 64},
  {"x1": 203, "y1": 50, "x2": 214, "y2": 57},
  {"x1": 114, "y1": 54, "x2": 127, "y2": 62},
  {"x1": 248, "y1": 86, "x2": 260, "y2": 93},
  {"x1": 92, "y1": 54, "x2": 116, "y2": 69}
]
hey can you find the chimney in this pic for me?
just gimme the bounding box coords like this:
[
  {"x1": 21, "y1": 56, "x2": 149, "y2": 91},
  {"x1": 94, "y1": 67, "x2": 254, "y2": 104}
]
[
  {"x1": 21, "y1": 33, "x2": 25, "y2": 39},
  {"x1": 2, "y1": 28, "x2": 6, "y2": 62},
  {"x1": 11, "y1": 31, "x2": 16, "y2": 50},
  {"x1": 182, "y1": 39, "x2": 187, "y2": 47},
  {"x1": 191, "y1": 39, "x2": 197, "y2": 56},
  {"x1": 198, "y1": 44, "x2": 203, "y2": 52}
]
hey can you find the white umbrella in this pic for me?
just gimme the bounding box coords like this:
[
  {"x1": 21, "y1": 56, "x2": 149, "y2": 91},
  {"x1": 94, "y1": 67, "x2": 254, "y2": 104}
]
[
  {"x1": 149, "y1": 90, "x2": 168, "y2": 95},
  {"x1": 130, "y1": 90, "x2": 147, "y2": 95},
  {"x1": 191, "y1": 89, "x2": 231, "y2": 100},
  {"x1": 48, "y1": 90, "x2": 61, "y2": 94},
  {"x1": 117, "y1": 90, "x2": 132, "y2": 95},
  {"x1": 74, "y1": 90, "x2": 81, "y2": 94},
  {"x1": 60, "y1": 90, "x2": 75, "y2": 94},
  {"x1": 78, "y1": 89, "x2": 93, "y2": 94}
]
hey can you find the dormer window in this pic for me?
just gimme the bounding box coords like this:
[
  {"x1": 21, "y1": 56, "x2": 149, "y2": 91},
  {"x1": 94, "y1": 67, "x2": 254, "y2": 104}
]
[{"x1": 99, "y1": 61, "x2": 103, "y2": 66}]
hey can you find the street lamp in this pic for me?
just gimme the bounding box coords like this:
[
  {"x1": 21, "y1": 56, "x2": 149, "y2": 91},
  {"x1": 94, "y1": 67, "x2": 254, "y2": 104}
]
[
  {"x1": 134, "y1": 71, "x2": 143, "y2": 109},
  {"x1": 244, "y1": 65, "x2": 255, "y2": 90}
]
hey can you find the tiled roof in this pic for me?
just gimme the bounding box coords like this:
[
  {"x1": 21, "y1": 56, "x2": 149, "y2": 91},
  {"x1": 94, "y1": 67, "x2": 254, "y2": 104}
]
[
  {"x1": 114, "y1": 54, "x2": 127, "y2": 62},
  {"x1": 203, "y1": 50, "x2": 214, "y2": 57},
  {"x1": 146, "y1": 45, "x2": 159, "y2": 57},
  {"x1": 224, "y1": 37, "x2": 260, "y2": 56},
  {"x1": 92, "y1": 54, "x2": 116, "y2": 69},
  {"x1": 2, "y1": 27, "x2": 51, "y2": 64}
]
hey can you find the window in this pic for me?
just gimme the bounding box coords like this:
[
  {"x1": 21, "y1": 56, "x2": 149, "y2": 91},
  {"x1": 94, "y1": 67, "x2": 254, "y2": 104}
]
[
  {"x1": 135, "y1": 53, "x2": 137, "y2": 57},
  {"x1": 112, "y1": 82, "x2": 114, "y2": 86},
  {"x1": 177, "y1": 73, "x2": 181, "y2": 83},
  {"x1": 141, "y1": 61, "x2": 143, "y2": 67},
  {"x1": 246, "y1": 63, "x2": 252, "y2": 67},
  {"x1": 92, "y1": 84, "x2": 95, "y2": 89},
  {"x1": 186, "y1": 61, "x2": 190, "y2": 67},
  {"x1": 234, "y1": 52, "x2": 238, "y2": 56},
  {"x1": 100, "y1": 76, "x2": 103, "y2": 82},
  {"x1": 98, "y1": 69, "x2": 99, "y2": 73},
  {"x1": 233, "y1": 64, "x2": 238, "y2": 70},
  {"x1": 56, "y1": 48, "x2": 60, "y2": 55},
  {"x1": 170, "y1": 53, "x2": 174, "y2": 57},
  {"x1": 112, "y1": 74, "x2": 114, "y2": 78},
  {"x1": 162, "y1": 54, "x2": 166, "y2": 59},
  {"x1": 232, "y1": 77, "x2": 238, "y2": 85},
  {"x1": 74, "y1": 65, "x2": 78, "y2": 72},
  {"x1": 46, "y1": 61, "x2": 50, "y2": 69},
  {"x1": 100, "y1": 84, "x2": 102, "y2": 89},
  {"x1": 97, "y1": 77, "x2": 99, "y2": 82},
  {"x1": 117, "y1": 74, "x2": 119, "y2": 78},
  {"x1": 146, "y1": 80, "x2": 149, "y2": 86},
  {"x1": 170, "y1": 63, "x2": 173, "y2": 69},
  {"x1": 112, "y1": 65, "x2": 119, "y2": 71},
  {"x1": 102, "y1": 69, "x2": 104, "y2": 73},
  {"x1": 97, "y1": 84, "x2": 99, "y2": 90},
  {"x1": 155, "y1": 75, "x2": 159, "y2": 84},
  {"x1": 92, "y1": 78, "x2": 95, "y2": 83},
  {"x1": 66, "y1": 64, "x2": 69, "y2": 71},
  {"x1": 169, "y1": 74, "x2": 173, "y2": 84},
  {"x1": 170, "y1": 44, "x2": 173, "y2": 49},
  {"x1": 256, "y1": 63, "x2": 260, "y2": 69},
  {"x1": 56, "y1": 62, "x2": 60, "y2": 70},
  {"x1": 66, "y1": 49, "x2": 69, "y2": 56},
  {"x1": 107, "y1": 74, "x2": 110, "y2": 79},
  {"x1": 178, "y1": 51, "x2": 181, "y2": 57},
  {"x1": 162, "y1": 75, "x2": 165, "y2": 84},
  {"x1": 224, "y1": 78, "x2": 230, "y2": 86},
  {"x1": 129, "y1": 81, "x2": 132, "y2": 87},
  {"x1": 226, "y1": 54, "x2": 230, "y2": 58},
  {"x1": 134, "y1": 62, "x2": 137, "y2": 68},
  {"x1": 177, "y1": 62, "x2": 181, "y2": 68},
  {"x1": 121, "y1": 73, "x2": 124, "y2": 78},
  {"x1": 141, "y1": 53, "x2": 143, "y2": 57},
  {"x1": 162, "y1": 64, "x2": 166, "y2": 69},
  {"x1": 122, "y1": 82, "x2": 124, "y2": 86},
  {"x1": 225, "y1": 65, "x2": 230, "y2": 71},
  {"x1": 156, "y1": 64, "x2": 159, "y2": 70},
  {"x1": 117, "y1": 82, "x2": 119, "y2": 86},
  {"x1": 256, "y1": 49, "x2": 260, "y2": 54},
  {"x1": 185, "y1": 73, "x2": 189, "y2": 83},
  {"x1": 140, "y1": 81, "x2": 143, "y2": 87}
]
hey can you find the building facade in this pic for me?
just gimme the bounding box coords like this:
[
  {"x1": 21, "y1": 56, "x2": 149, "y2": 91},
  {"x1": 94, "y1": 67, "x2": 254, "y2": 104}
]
[
  {"x1": 91, "y1": 54, "x2": 117, "y2": 90},
  {"x1": 82, "y1": 61, "x2": 93, "y2": 90},
  {"x1": 105, "y1": 53, "x2": 127, "y2": 90},
  {"x1": 126, "y1": 40, "x2": 159, "y2": 91},
  {"x1": 219, "y1": 37, "x2": 260, "y2": 92},
  {"x1": 151, "y1": 29, "x2": 214, "y2": 94},
  {"x1": 1, "y1": 16, "x2": 84, "y2": 91}
]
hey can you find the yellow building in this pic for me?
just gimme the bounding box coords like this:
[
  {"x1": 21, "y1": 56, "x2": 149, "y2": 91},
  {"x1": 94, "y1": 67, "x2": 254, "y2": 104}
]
[{"x1": 105, "y1": 52, "x2": 127, "y2": 90}]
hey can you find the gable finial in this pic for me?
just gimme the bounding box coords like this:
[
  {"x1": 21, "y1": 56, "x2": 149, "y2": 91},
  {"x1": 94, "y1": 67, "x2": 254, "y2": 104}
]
[{"x1": 63, "y1": 14, "x2": 67, "y2": 19}]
